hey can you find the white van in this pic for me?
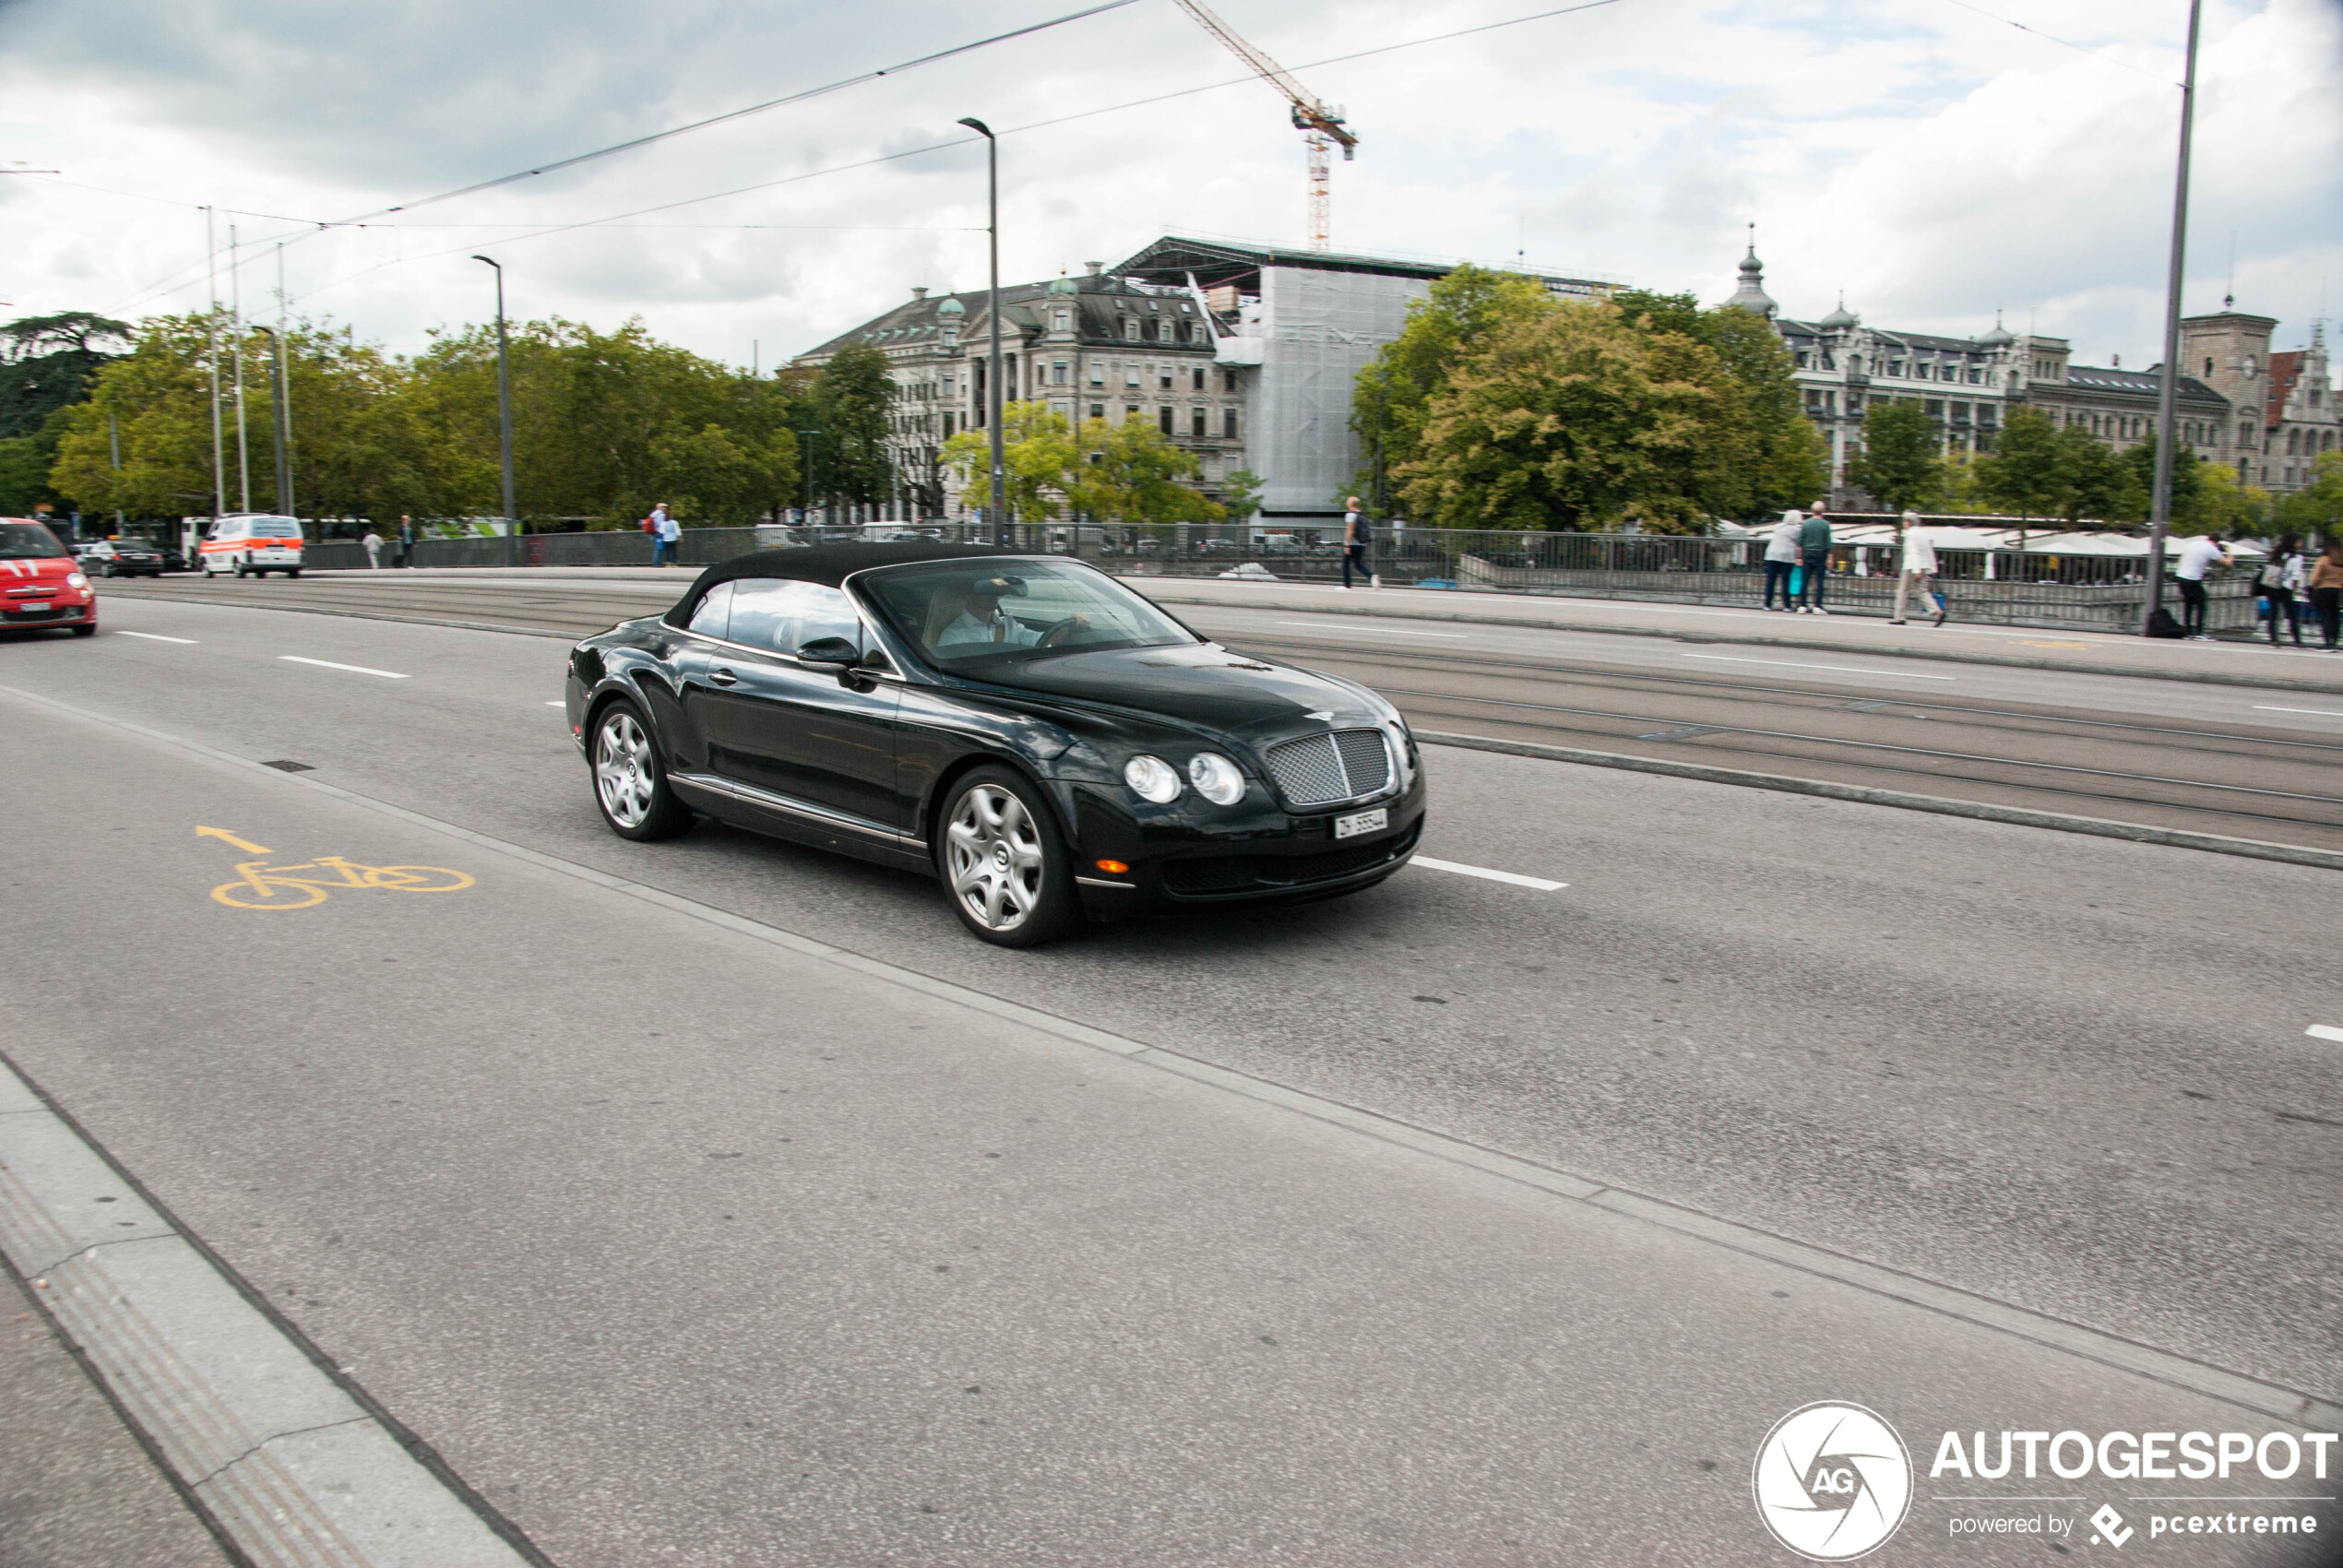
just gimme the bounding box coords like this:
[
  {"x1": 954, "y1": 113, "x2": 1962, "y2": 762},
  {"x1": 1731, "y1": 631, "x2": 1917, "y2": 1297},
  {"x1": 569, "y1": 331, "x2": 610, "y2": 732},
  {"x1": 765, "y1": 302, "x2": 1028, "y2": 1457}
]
[{"x1": 199, "y1": 514, "x2": 305, "y2": 578}]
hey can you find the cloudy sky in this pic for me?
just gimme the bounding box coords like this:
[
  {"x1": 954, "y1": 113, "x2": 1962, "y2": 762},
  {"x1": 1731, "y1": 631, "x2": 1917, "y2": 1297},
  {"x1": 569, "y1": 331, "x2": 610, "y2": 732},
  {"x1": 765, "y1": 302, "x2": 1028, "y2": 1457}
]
[{"x1": 3, "y1": 0, "x2": 2337, "y2": 372}]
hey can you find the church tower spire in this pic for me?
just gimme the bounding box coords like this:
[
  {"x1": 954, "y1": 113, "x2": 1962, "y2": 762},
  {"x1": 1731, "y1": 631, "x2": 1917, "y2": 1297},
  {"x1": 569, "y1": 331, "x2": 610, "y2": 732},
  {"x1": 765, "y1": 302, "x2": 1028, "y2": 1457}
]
[{"x1": 1725, "y1": 224, "x2": 1778, "y2": 318}]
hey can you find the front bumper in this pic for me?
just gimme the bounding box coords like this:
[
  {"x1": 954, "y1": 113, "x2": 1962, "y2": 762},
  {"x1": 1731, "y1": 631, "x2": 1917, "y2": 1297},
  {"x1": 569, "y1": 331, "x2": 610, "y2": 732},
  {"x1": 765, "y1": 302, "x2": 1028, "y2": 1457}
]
[
  {"x1": 1061, "y1": 770, "x2": 1428, "y2": 914},
  {"x1": 2, "y1": 596, "x2": 96, "y2": 629}
]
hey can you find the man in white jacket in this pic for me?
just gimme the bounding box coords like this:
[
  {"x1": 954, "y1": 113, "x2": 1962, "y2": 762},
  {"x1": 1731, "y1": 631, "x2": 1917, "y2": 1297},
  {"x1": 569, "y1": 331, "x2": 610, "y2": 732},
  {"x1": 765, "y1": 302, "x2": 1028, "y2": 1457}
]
[
  {"x1": 1763, "y1": 509, "x2": 1802, "y2": 611},
  {"x1": 1890, "y1": 511, "x2": 1945, "y2": 625}
]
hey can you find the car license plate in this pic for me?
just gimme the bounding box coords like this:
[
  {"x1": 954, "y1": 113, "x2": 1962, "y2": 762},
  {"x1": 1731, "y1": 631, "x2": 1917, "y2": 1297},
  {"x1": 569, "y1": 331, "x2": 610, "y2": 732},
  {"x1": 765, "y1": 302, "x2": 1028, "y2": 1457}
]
[
  {"x1": 18, "y1": 600, "x2": 51, "y2": 612},
  {"x1": 1333, "y1": 807, "x2": 1387, "y2": 840}
]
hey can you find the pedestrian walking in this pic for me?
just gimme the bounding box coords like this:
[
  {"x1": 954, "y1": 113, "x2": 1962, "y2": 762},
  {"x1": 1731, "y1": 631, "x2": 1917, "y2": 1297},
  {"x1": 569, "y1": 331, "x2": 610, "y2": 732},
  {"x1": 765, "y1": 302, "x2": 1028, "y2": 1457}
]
[
  {"x1": 1339, "y1": 495, "x2": 1370, "y2": 589},
  {"x1": 2310, "y1": 540, "x2": 2343, "y2": 651},
  {"x1": 1763, "y1": 508, "x2": 1802, "y2": 610},
  {"x1": 649, "y1": 502, "x2": 678, "y2": 566},
  {"x1": 1797, "y1": 501, "x2": 1834, "y2": 612},
  {"x1": 2172, "y1": 533, "x2": 2231, "y2": 639},
  {"x1": 362, "y1": 527, "x2": 383, "y2": 570},
  {"x1": 396, "y1": 515, "x2": 416, "y2": 569},
  {"x1": 2254, "y1": 538, "x2": 2306, "y2": 647},
  {"x1": 1889, "y1": 510, "x2": 1946, "y2": 626}
]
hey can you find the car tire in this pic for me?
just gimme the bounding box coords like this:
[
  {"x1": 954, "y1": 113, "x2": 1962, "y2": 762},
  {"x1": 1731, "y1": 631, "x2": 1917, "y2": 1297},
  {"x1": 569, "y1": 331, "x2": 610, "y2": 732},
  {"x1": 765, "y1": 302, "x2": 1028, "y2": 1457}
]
[
  {"x1": 935, "y1": 766, "x2": 1079, "y2": 947},
  {"x1": 101, "y1": 561, "x2": 117, "y2": 577},
  {"x1": 70, "y1": 624, "x2": 97, "y2": 637},
  {"x1": 234, "y1": 561, "x2": 249, "y2": 578},
  {"x1": 589, "y1": 698, "x2": 695, "y2": 841},
  {"x1": 288, "y1": 568, "x2": 301, "y2": 578}
]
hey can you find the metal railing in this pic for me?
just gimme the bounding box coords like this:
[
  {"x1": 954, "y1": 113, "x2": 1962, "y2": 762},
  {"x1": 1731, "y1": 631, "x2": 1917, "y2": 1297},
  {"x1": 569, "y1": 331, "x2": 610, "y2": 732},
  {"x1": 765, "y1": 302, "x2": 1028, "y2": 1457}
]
[{"x1": 287, "y1": 522, "x2": 2265, "y2": 636}]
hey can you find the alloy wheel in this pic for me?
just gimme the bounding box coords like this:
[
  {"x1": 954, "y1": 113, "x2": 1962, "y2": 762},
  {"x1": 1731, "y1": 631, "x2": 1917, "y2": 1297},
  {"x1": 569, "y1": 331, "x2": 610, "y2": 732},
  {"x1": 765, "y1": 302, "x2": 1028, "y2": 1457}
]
[
  {"x1": 595, "y1": 710, "x2": 657, "y2": 828},
  {"x1": 946, "y1": 783, "x2": 1045, "y2": 932}
]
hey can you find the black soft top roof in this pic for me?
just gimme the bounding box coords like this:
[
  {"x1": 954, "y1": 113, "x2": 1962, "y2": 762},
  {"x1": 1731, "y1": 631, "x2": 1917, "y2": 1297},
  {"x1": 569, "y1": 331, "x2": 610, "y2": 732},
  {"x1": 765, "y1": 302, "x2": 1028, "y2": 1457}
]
[{"x1": 663, "y1": 541, "x2": 1005, "y2": 626}]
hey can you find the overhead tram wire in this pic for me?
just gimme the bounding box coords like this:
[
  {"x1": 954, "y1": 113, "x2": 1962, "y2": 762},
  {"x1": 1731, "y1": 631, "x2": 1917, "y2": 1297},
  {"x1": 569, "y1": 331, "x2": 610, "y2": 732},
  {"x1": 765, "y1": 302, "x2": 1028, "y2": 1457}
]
[
  {"x1": 323, "y1": 0, "x2": 1145, "y2": 226},
  {"x1": 282, "y1": 0, "x2": 1634, "y2": 307},
  {"x1": 97, "y1": 0, "x2": 1143, "y2": 314}
]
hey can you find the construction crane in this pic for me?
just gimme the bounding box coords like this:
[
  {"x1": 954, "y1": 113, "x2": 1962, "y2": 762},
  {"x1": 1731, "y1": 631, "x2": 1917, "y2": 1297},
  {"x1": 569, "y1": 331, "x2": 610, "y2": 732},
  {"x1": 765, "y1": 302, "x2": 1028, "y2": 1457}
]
[{"x1": 1172, "y1": 0, "x2": 1357, "y2": 252}]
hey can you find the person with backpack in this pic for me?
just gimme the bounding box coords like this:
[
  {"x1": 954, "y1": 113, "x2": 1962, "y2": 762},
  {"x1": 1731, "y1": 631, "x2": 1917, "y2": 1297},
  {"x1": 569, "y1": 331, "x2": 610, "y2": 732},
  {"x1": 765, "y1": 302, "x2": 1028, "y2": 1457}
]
[
  {"x1": 2255, "y1": 539, "x2": 2306, "y2": 647},
  {"x1": 648, "y1": 502, "x2": 677, "y2": 566},
  {"x1": 1339, "y1": 496, "x2": 1370, "y2": 589}
]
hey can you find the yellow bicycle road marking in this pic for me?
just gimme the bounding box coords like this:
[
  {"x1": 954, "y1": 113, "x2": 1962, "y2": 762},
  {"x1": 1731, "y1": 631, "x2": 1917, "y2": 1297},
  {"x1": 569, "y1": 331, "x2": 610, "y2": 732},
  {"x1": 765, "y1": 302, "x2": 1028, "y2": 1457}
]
[
  {"x1": 196, "y1": 826, "x2": 270, "y2": 853},
  {"x1": 211, "y1": 855, "x2": 475, "y2": 910}
]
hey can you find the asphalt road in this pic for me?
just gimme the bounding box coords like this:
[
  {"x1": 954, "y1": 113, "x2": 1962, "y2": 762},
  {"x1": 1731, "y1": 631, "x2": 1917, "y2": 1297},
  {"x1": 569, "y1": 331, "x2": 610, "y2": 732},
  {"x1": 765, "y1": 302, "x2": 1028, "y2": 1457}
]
[
  {"x1": 6, "y1": 590, "x2": 2340, "y2": 1563},
  {"x1": 98, "y1": 572, "x2": 2343, "y2": 850}
]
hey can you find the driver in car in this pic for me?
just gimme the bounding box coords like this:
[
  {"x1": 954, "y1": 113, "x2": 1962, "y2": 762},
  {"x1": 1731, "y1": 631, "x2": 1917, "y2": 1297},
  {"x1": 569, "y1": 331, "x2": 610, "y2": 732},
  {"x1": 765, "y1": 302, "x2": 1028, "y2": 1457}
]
[{"x1": 928, "y1": 575, "x2": 1088, "y2": 651}]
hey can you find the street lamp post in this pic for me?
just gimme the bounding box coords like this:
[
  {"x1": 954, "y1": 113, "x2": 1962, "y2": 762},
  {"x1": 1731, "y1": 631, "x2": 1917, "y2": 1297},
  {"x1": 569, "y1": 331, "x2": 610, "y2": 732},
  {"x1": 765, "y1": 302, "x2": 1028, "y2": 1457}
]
[
  {"x1": 957, "y1": 117, "x2": 1006, "y2": 549},
  {"x1": 472, "y1": 256, "x2": 519, "y2": 565},
  {"x1": 253, "y1": 326, "x2": 291, "y2": 516},
  {"x1": 2142, "y1": 0, "x2": 2204, "y2": 636}
]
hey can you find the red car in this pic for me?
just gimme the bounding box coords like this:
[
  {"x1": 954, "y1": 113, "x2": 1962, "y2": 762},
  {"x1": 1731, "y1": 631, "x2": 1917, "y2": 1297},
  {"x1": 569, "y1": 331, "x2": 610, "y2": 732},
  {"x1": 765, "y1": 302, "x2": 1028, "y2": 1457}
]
[{"x1": 0, "y1": 518, "x2": 99, "y2": 636}]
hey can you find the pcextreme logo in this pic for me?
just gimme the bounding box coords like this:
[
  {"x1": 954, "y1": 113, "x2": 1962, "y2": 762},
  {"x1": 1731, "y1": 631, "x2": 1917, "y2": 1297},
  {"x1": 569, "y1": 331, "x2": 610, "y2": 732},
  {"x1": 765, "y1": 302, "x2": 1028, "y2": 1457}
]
[{"x1": 1754, "y1": 1402, "x2": 1914, "y2": 1561}]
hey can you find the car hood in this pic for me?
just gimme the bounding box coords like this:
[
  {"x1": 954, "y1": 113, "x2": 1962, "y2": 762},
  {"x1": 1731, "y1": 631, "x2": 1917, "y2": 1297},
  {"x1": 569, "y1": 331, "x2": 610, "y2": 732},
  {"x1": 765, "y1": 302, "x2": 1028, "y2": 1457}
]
[
  {"x1": 0, "y1": 556, "x2": 81, "y2": 587},
  {"x1": 967, "y1": 642, "x2": 1387, "y2": 742}
]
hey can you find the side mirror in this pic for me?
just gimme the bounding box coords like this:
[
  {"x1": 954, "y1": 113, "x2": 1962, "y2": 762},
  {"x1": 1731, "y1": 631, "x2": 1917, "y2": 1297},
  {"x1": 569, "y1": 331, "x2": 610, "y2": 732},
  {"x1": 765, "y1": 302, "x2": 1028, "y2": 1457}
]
[{"x1": 795, "y1": 636, "x2": 861, "y2": 670}]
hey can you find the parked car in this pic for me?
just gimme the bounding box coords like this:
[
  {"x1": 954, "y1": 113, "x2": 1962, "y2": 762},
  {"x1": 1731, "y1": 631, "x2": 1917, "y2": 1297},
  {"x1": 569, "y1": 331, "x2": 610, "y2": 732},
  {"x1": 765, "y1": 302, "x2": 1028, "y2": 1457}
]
[
  {"x1": 0, "y1": 518, "x2": 98, "y2": 636},
  {"x1": 78, "y1": 538, "x2": 168, "y2": 577},
  {"x1": 565, "y1": 542, "x2": 1424, "y2": 946}
]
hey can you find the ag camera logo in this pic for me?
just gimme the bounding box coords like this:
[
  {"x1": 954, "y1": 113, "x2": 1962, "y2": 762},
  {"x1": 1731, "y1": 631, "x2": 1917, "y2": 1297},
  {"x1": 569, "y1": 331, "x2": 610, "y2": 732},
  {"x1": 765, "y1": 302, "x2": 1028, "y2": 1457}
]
[{"x1": 1754, "y1": 1402, "x2": 1913, "y2": 1560}]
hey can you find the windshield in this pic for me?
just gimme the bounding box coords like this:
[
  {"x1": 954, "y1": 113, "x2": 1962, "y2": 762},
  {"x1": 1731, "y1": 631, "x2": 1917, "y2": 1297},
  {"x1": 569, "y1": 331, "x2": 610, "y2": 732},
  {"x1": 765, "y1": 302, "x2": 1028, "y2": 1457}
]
[
  {"x1": 860, "y1": 558, "x2": 1197, "y2": 670},
  {"x1": 0, "y1": 522, "x2": 68, "y2": 559}
]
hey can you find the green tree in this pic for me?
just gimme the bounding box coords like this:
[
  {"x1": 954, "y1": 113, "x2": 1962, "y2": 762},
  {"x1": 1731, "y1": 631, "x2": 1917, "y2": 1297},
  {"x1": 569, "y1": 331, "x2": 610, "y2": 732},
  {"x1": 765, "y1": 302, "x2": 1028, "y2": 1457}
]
[
  {"x1": 1219, "y1": 468, "x2": 1265, "y2": 522},
  {"x1": 2276, "y1": 450, "x2": 2343, "y2": 541},
  {"x1": 942, "y1": 400, "x2": 1078, "y2": 521},
  {"x1": 2047, "y1": 424, "x2": 2125, "y2": 526},
  {"x1": 3, "y1": 312, "x2": 132, "y2": 439},
  {"x1": 2106, "y1": 435, "x2": 2209, "y2": 533},
  {"x1": 1846, "y1": 399, "x2": 1944, "y2": 516},
  {"x1": 1974, "y1": 405, "x2": 2060, "y2": 541},
  {"x1": 1068, "y1": 412, "x2": 1220, "y2": 526},
  {"x1": 1350, "y1": 265, "x2": 1559, "y2": 510},
  {"x1": 1397, "y1": 299, "x2": 1759, "y2": 533},
  {"x1": 803, "y1": 341, "x2": 894, "y2": 511},
  {"x1": 1612, "y1": 290, "x2": 1827, "y2": 516}
]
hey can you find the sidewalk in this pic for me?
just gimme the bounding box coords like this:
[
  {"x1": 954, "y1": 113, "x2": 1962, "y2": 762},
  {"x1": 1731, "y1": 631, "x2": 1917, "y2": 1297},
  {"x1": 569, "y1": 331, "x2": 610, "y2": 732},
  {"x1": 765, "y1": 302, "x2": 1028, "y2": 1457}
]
[{"x1": 1136, "y1": 576, "x2": 2343, "y2": 693}]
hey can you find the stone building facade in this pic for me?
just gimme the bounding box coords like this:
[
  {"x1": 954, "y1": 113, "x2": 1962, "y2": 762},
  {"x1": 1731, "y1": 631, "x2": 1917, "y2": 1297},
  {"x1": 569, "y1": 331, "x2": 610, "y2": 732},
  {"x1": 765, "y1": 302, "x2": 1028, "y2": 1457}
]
[
  {"x1": 794, "y1": 263, "x2": 1249, "y2": 520},
  {"x1": 1724, "y1": 244, "x2": 2235, "y2": 503},
  {"x1": 2180, "y1": 309, "x2": 2337, "y2": 495}
]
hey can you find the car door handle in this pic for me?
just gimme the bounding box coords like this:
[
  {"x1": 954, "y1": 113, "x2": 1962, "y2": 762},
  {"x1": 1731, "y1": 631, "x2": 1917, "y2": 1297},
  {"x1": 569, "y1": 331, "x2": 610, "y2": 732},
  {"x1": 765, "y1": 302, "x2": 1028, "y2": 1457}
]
[{"x1": 709, "y1": 667, "x2": 739, "y2": 687}]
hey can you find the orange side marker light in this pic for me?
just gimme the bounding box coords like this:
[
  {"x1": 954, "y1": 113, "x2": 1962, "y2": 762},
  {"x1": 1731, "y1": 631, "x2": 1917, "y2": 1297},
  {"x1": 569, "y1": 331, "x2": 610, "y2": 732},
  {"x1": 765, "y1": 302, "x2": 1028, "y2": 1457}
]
[{"x1": 1094, "y1": 860, "x2": 1130, "y2": 875}]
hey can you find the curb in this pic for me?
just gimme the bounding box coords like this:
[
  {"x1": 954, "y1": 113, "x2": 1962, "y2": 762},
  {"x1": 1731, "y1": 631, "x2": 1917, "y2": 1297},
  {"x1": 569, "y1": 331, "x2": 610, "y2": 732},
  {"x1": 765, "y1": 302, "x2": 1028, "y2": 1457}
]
[
  {"x1": 0, "y1": 1060, "x2": 547, "y2": 1568},
  {"x1": 7, "y1": 678, "x2": 2341, "y2": 1436},
  {"x1": 1417, "y1": 730, "x2": 2343, "y2": 873},
  {"x1": 1142, "y1": 591, "x2": 2343, "y2": 695}
]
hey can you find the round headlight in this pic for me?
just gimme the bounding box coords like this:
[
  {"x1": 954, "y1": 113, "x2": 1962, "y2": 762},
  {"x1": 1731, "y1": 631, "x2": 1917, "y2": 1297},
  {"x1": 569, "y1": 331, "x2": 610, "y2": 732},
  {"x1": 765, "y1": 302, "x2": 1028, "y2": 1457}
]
[
  {"x1": 65, "y1": 571, "x2": 87, "y2": 588},
  {"x1": 1187, "y1": 752, "x2": 1245, "y2": 805},
  {"x1": 1124, "y1": 754, "x2": 1182, "y2": 803}
]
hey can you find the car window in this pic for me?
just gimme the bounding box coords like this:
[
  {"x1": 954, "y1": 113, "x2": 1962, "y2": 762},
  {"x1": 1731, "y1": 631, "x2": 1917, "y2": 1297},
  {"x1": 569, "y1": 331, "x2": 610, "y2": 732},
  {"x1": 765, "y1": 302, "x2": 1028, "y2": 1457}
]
[
  {"x1": 686, "y1": 581, "x2": 733, "y2": 639},
  {"x1": 250, "y1": 518, "x2": 301, "y2": 538},
  {"x1": 0, "y1": 522, "x2": 67, "y2": 559},
  {"x1": 722, "y1": 578, "x2": 863, "y2": 658},
  {"x1": 861, "y1": 559, "x2": 1196, "y2": 669}
]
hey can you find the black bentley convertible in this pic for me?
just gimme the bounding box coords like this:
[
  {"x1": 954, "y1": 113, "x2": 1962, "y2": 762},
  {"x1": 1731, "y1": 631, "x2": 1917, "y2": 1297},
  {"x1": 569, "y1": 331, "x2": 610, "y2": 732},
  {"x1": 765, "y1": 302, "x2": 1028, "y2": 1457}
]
[{"x1": 565, "y1": 542, "x2": 1425, "y2": 945}]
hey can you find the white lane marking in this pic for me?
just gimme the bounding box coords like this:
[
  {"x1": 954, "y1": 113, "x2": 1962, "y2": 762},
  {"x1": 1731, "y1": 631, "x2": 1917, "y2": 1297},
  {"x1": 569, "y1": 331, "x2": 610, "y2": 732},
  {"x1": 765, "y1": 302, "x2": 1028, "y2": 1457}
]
[
  {"x1": 2255, "y1": 705, "x2": 2343, "y2": 719},
  {"x1": 2308, "y1": 1025, "x2": 2343, "y2": 1044},
  {"x1": 1275, "y1": 619, "x2": 1470, "y2": 639},
  {"x1": 114, "y1": 630, "x2": 198, "y2": 644},
  {"x1": 545, "y1": 699, "x2": 565, "y2": 707},
  {"x1": 279, "y1": 656, "x2": 409, "y2": 680},
  {"x1": 1410, "y1": 855, "x2": 1566, "y2": 891},
  {"x1": 1683, "y1": 653, "x2": 1956, "y2": 681}
]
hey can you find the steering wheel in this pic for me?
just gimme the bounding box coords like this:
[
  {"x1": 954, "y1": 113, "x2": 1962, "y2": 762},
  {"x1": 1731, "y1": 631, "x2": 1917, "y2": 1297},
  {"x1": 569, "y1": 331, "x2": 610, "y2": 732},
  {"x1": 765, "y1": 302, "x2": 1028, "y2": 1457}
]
[{"x1": 1035, "y1": 614, "x2": 1092, "y2": 648}]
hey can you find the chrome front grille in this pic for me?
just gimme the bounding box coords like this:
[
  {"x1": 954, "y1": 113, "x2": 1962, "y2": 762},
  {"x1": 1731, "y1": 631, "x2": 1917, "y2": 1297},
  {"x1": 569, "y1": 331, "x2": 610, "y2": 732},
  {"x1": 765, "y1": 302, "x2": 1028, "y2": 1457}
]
[{"x1": 1263, "y1": 729, "x2": 1391, "y2": 808}]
